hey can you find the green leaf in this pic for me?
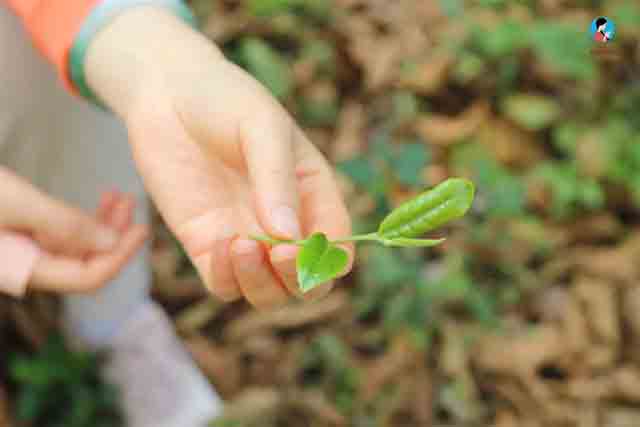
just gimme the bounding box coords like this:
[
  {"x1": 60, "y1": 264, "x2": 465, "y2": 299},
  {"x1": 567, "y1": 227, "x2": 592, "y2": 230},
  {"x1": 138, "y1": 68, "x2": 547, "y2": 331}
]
[
  {"x1": 533, "y1": 161, "x2": 604, "y2": 218},
  {"x1": 475, "y1": 20, "x2": 529, "y2": 58},
  {"x1": 336, "y1": 156, "x2": 387, "y2": 197},
  {"x1": 392, "y1": 143, "x2": 429, "y2": 187},
  {"x1": 298, "y1": 96, "x2": 339, "y2": 127},
  {"x1": 466, "y1": 288, "x2": 499, "y2": 328},
  {"x1": 382, "y1": 237, "x2": 445, "y2": 247},
  {"x1": 439, "y1": 0, "x2": 463, "y2": 17},
  {"x1": 336, "y1": 156, "x2": 376, "y2": 184},
  {"x1": 452, "y1": 142, "x2": 525, "y2": 218},
  {"x1": 391, "y1": 91, "x2": 419, "y2": 123},
  {"x1": 10, "y1": 334, "x2": 124, "y2": 427},
  {"x1": 239, "y1": 38, "x2": 293, "y2": 99},
  {"x1": 361, "y1": 246, "x2": 420, "y2": 287},
  {"x1": 369, "y1": 131, "x2": 396, "y2": 166},
  {"x1": 501, "y1": 94, "x2": 561, "y2": 131},
  {"x1": 247, "y1": 0, "x2": 297, "y2": 16},
  {"x1": 453, "y1": 52, "x2": 485, "y2": 84},
  {"x1": 529, "y1": 22, "x2": 595, "y2": 80},
  {"x1": 297, "y1": 233, "x2": 349, "y2": 292},
  {"x1": 552, "y1": 122, "x2": 581, "y2": 155},
  {"x1": 16, "y1": 384, "x2": 42, "y2": 421},
  {"x1": 378, "y1": 178, "x2": 475, "y2": 239},
  {"x1": 300, "y1": 40, "x2": 337, "y2": 76}
]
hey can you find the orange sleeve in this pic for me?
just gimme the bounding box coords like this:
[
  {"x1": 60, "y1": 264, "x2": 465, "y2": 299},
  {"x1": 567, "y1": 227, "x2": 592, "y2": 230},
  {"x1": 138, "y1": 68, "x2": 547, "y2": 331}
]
[{"x1": 4, "y1": 0, "x2": 102, "y2": 91}]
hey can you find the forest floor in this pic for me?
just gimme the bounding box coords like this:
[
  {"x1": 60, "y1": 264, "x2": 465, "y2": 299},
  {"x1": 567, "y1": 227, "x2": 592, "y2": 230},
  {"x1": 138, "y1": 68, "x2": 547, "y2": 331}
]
[{"x1": 3, "y1": 1, "x2": 640, "y2": 426}]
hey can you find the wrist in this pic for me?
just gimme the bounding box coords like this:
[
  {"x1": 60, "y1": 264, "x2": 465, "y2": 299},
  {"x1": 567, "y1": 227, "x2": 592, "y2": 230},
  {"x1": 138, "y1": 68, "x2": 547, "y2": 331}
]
[{"x1": 83, "y1": 5, "x2": 224, "y2": 117}]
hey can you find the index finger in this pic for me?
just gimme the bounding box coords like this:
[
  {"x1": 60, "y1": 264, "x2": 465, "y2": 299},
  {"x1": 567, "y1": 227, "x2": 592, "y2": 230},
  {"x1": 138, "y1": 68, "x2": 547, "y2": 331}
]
[{"x1": 270, "y1": 134, "x2": 354, "y2": 300}]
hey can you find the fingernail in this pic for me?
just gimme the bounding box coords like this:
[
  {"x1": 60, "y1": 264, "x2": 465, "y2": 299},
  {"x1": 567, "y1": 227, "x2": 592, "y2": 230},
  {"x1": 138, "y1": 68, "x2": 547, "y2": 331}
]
[
  {"x1": 96, "y1": 227, "x2": 119, "y2": 251},
  {"x1": 271, "y1": 206, "x2": 301, "y2": 239}
]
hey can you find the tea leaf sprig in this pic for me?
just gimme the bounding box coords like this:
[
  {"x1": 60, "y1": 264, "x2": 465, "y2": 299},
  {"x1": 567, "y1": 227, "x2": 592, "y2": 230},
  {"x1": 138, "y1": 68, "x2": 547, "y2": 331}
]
[{"x1": 252, "y1": 178, "x2": 475, "y2": 292}]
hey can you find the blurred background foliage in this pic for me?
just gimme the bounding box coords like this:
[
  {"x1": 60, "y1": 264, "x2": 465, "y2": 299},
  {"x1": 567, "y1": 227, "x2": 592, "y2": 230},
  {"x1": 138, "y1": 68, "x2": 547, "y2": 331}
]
[{"x1": 2, "y1": 0, "x2": 640, "y2": 426}]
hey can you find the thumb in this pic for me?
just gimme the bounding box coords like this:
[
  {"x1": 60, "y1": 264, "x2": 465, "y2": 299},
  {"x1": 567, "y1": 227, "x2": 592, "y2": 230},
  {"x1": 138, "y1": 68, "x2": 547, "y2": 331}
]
[{"x1": 240, "y1": 113, "x2": 302, "y2": 239}]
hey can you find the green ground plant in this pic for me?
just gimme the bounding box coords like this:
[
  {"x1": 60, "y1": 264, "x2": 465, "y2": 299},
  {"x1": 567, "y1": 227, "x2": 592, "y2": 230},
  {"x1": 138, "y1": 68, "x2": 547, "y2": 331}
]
[{"x1": 9, "y1": 336, "x2": 123, "y2": 427}]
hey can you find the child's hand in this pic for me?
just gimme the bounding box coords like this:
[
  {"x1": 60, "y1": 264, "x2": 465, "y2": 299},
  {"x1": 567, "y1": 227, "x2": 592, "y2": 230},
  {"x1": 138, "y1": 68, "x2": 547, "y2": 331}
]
[
  {"x1": 0, "y1": 168, "x2": 148, "y2": 294},
  {"x1": 86, "y1": 7, "x2": 354, "y2": 309}
]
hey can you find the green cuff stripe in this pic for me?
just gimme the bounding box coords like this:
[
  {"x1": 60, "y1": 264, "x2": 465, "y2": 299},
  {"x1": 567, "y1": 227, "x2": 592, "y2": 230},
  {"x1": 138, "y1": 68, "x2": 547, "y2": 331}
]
[{"x1": 70, "y1": 0, "x2": 197, "y2": 110}]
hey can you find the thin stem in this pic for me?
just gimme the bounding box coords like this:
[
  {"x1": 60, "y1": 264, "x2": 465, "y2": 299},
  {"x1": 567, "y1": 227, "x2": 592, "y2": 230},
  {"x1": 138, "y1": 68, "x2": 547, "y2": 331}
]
[
  {"x1": 251, "y1": 232, "x2": 381, "y2": 246},
  {"x1": 250, "y1": 235, "x2": 302, "y2": 245},
  {"x1": 331, "y1": 232, "x2": 380, "y2": 244}
]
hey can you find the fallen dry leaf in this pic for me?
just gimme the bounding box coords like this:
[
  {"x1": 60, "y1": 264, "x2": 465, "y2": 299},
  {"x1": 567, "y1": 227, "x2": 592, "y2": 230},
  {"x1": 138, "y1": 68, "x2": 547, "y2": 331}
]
[
  {"x1": 217, "y1": 387, "x2": 282, "y2": 426},
  {"x1": 494, "y1": 408, "x2": 519, "y2": 427},
  {"x1": 361, "y1": 334, "x2": 415, "y2": 400},
  {"x1": 225, "y1": 291, "x2": 348, "y2": 341},
  {"x1": 571, "y1": 245, "x2": 639, "y2": 284},
  {"x1": 331, "y1": 101, "x2": 367, "y2": 162},
  {"x1": 473, "y1": 324, "x2": 564, "y2": 378},
  {"x1": 288, "y1": 391, "x2": 346, "y2": 426},
  {"x1": 602, "y1": 406, "x2": 640, "y2": 427},
  {"x1": 396, "y1": 54, "x2": 452, "y2": 95},
  {"x1": 622, "y1": 286, "x2": 640, "y2": 350},
  {"x1": 175, "y1": 297, "x2": 221, "y2": 334},
  {"x1": 610, "y1": 366, "x2": 640, "y2": 403},
  {"x1": 561, "y1": 295, "x2": 590, "y2": 364},
  {"x1": 185, "y1": 334, "x2": 242, "y2": 397},
  {"x1": 9, "y1": 303, "x2": 47, "y2": 349},
  {"x1": 153, "y1": 277, "x2": 208, "y2": 302},
  {"x1": 0, "y1": 385, "x2": 11, "y2": 427},
  {"x1": 477, "y1": 118, "x2": 545, "y2": 168},
  {"x1": 414, "y1": 101, "x2": 490, "y2": 146},
  {"x1": 576, "y1": 129, "x2": 608, "y2": 179},
  {"x1": 573, "y1": 276, "x2": 620, "y2": 347},
  {"x1": 566, "y1": 214, "x2": 623, "y2": 244}
]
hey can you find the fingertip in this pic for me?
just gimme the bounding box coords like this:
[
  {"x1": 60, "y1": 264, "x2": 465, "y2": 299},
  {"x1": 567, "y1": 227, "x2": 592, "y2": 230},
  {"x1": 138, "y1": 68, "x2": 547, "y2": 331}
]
[
  {"x1": 97, "y1": 191, "x2": 119, "y2": 222},
  {"x1": 267, "y1": 205, "x2": 302, "y2": 240},
  {"x1": 339, "y1": 242, "x2": 356, "y2": 277},
  {"x1": 270, "y1": 244, "x2": 302, "y2": 298},
  {"x1": 110, "y1": 195, "x2": 135, "y2": 232},
  {"x1": 230, "y1": 237, "x2": 290, "y2": 309}
]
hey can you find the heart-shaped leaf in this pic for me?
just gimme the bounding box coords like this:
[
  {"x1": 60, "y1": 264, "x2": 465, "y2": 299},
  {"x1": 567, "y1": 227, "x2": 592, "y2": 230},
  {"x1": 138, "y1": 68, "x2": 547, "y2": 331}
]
[
  {"x1": 297, "y1": 233, "x2": 349, "y2": 293},
  {"x1": 382, "y1": 237, "x2": 446, "y2": 247}
]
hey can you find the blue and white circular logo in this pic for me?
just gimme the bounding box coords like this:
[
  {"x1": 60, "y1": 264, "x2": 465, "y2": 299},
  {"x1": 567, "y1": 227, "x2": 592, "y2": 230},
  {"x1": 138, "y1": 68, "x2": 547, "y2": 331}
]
[{"x1": 590, "y1": 16, "x2": 615, "y2": 43}]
